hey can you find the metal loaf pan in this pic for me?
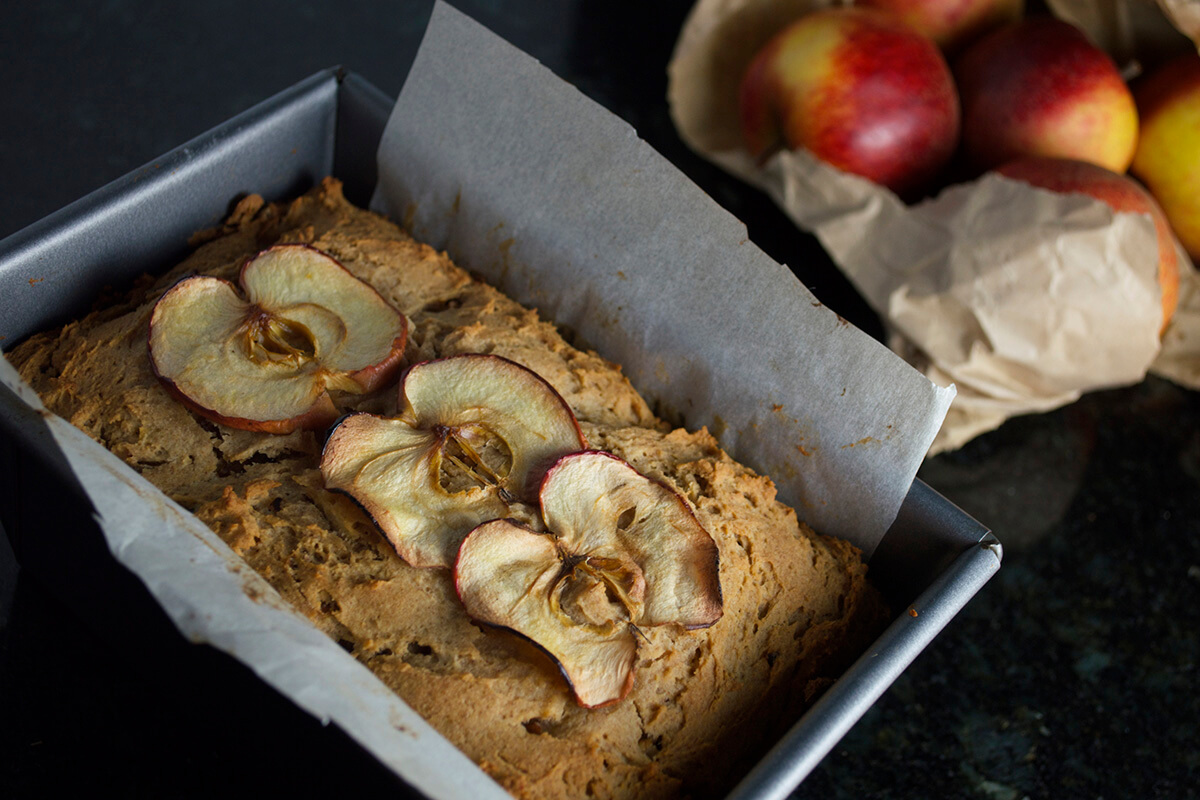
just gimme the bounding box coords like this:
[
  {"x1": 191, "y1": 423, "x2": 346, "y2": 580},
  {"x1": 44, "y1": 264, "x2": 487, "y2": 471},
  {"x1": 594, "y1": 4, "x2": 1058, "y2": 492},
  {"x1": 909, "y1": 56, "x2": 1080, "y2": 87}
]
[{"x1": 0, "y1": 68, "x2": 1000, "y2": 799}]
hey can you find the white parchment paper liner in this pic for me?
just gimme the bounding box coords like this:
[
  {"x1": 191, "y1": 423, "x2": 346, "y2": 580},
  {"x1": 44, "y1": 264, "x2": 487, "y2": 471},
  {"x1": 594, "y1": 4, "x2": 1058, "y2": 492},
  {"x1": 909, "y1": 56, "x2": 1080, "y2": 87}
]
[
  {"x1": 668, "y1": 0, "x2": 1200, "y2": 454},
  {"x1": 374, "y1": 3, "x2": 950, "y2": 554},
  {"x1": 0, "y1": 356, "x2": 506, "y2": 799},
  {"x1": 0, "y1": 2, "x2": 954, "y2": 796}
]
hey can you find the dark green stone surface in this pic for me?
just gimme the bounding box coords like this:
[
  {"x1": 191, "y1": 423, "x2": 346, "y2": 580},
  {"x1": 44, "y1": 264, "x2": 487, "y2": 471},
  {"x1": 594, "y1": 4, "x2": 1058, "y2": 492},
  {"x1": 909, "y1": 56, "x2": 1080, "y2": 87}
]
[{"x1": 807, "y1": 377, "x2": 1200, "y2": 799}]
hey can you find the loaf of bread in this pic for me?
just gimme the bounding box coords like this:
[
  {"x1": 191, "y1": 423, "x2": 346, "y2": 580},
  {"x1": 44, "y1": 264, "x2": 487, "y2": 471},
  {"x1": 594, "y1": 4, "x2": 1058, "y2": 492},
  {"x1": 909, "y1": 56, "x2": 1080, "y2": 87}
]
[{"x1": 10, "y1": 177, "x2": 886, "y2": 799}]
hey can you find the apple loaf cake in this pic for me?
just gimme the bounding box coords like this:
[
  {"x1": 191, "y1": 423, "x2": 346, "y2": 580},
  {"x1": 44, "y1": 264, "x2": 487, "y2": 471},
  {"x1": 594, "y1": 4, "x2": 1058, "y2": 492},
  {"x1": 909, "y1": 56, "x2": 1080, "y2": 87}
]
[{"x1": 9, "y1": 177, "x2": 887, "y2": 800}]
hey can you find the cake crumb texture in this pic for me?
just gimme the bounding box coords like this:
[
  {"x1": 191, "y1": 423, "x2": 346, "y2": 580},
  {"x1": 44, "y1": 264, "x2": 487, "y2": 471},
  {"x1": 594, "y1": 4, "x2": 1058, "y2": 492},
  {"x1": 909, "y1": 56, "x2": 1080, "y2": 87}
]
[{"x1": 10, "y1": 178, "x2": 886, "y2": 800}]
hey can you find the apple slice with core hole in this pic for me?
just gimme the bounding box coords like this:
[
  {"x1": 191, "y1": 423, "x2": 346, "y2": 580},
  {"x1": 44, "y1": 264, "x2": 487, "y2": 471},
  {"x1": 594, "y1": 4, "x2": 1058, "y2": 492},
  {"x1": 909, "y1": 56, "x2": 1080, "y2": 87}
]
[
  {"x1": 455, "y1": 519, "x2": 639, "y2": 708},
  {"x1": 320, "y1": 354, "x2": 587, "y2": 568},
  {"x1": 148, "y1": 244, "x2": 407, "y2": 434},
  {"x1": 454, "y1": 451, "x2": 722, "y2": 707}
]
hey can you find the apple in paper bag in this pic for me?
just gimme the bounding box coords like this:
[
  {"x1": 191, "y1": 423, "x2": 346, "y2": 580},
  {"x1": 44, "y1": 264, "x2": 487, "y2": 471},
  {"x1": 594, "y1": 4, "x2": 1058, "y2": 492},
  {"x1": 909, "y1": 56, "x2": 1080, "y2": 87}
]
[
  {"x1": 955, "y1": 18, "x2": 1138, "y2": 175},
  {"x1": 996, "y1": 156, "x2": 1180, "y2": 333},
  {"x1": 1131, "y1": 52, "x2": 1200, "y2": 263},
  {"x1": 738, "y1": 7, "x2": 959, "y2": 198},
  {"x1": 857, "y1": 0, "x2": 1024, "y2": 53}
]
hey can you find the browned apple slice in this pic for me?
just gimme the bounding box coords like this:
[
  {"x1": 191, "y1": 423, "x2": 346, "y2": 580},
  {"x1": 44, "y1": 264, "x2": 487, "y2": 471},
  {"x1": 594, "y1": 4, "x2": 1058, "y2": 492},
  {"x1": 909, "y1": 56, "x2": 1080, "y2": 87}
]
[
  {"x1": 454, "y1": 520, "x2": 638, "y2": 708},
  {"x1": 453, "y1": 451, "x2": 722, "y2": 707},
  {"x1": 320, "y1": 355, "x2": 587, "y2": 568},
  {"x1": 148, "y1": 244, "x2": 407, "y2": 433},
  {"x1": 540, "y1": 451, "x2": 723, "y2": 628}
]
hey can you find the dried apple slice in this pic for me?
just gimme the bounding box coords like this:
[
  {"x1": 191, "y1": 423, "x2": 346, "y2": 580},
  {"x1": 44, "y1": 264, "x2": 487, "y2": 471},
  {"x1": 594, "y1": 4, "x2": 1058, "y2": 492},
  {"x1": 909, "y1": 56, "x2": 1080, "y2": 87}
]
[
  {"x1": 455, "y1": 520, "x2": 638, "y2": 708},
  {"x1": 454, "y1": 451, "x2": 722, "y2": 707},
  {"x1": 148, "y1": 244, "x2": 407, "y2": 433},
  {"x1": 539, "y1": 451, "x2": 723, "y2": 629},
  {"x1": 320, "y1": 355, "x2": 587, "y2": 568}
]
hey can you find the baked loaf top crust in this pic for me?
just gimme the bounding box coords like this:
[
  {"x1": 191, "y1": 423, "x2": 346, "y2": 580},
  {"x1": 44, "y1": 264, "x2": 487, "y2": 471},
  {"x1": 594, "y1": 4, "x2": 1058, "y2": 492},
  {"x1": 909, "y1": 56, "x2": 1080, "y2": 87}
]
[{"x1": 11, "y1": 178, "x2": 886, "y2": 800}]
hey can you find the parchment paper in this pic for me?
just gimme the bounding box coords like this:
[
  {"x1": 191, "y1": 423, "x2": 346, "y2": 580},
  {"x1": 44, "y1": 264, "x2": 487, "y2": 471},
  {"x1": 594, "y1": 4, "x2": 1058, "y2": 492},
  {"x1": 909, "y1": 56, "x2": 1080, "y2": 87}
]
[
  {"x1": 668, "y1": 0, "x2": 1200, "y2": 454},
  {"x1": 0, "y1": 2, "x2": 954, "y2": 796},
  {"x1": 0, "y1": 357, "x2": 506, "y2": 800},
  {"x1": 373, "y1": 2, "x2": 951, "y2": 552}
]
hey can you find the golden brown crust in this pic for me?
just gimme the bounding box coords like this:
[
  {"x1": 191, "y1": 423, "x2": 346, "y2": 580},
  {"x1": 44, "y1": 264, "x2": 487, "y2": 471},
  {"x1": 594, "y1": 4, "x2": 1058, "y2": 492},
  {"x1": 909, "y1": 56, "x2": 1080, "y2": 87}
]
[{"x1": 10, "y1": 177, "x2": 886, "y2": 800}]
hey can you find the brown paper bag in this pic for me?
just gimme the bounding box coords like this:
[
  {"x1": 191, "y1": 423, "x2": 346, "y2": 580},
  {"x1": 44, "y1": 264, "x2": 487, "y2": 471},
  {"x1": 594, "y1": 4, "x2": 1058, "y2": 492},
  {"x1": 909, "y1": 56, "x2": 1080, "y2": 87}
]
[{"x1": 668, "y1": 0, "x2": 1200, "y2": 454}]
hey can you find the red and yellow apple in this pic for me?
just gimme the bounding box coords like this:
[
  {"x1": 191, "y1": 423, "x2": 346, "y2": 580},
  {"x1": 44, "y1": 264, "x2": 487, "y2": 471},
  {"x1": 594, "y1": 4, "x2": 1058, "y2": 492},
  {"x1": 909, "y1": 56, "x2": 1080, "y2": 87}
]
[
  {"x1": 996, "y1": 156, "x2": 1180, "y2": 331},
  {"x1": 738, "y1": 7, "x2": 959, "y2": 198},
  {"x1": 148, "y1": 244, "x2": 408, "y2": 434},
  {"x1": 955, "y1": 18, "x2": 1138, "y2": 175},
  {"x1": 856, "y1": 0, "x2": 1024, "y2": 53},
  {"x1": 1131, "y1": 52, "x2": 1200, "y2": 262}
]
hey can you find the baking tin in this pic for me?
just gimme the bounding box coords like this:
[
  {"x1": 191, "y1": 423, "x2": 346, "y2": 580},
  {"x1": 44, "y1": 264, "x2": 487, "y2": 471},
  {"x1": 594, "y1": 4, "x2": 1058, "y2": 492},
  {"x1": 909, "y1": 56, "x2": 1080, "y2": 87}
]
[{"x1": 0, "y1": 68, "x2": 999, "y2": 798}]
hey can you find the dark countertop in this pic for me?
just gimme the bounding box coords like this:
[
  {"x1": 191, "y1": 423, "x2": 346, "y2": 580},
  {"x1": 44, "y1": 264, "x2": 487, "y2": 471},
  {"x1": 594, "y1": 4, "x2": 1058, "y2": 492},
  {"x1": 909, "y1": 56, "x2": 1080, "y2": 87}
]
[{"x1": 1, "y1": 2, "x2": 1197, "y2": 797}]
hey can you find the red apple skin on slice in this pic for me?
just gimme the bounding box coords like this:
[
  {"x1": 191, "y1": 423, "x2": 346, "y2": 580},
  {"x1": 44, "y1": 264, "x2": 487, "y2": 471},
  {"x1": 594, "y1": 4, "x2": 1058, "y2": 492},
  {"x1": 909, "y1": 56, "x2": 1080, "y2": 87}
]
[
  {"x1": 236, "y1": 245, "x2": 407, "y2": 394},
  {"x1": 320, "y1": 355, "x2": 587, "y2": 568},
  {"x1": 453, "y1": 451, "x2": 722, "y2": 708},
  {"x1": 398, "y1": 355, "x2": 587, "y2": 499},
  {"x1": 454, "y1": 520, "x2": 638, "y2": 709},
  {"x1": 540, "y1": 451, "x2": 723, "y2": 629},
  {"x1": 148, "y1": 244, "x2": 407, "y2": 433}
]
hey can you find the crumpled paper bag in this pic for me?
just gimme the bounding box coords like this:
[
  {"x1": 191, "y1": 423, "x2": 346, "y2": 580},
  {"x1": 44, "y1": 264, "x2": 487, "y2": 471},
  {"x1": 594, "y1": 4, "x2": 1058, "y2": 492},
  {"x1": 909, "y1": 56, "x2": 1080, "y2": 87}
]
[
  {"x1": 668, "y1": 0, "x2": 1200, "y2": 454},
  {"x1": 1158, "y1": 0, "x2": 1200, "y2": 42},
  {"x1": 1047, "y1": 0, "x2": 1200, "y2": 64},
  {"x1": 1046, "y1": 0, "x2": 1196, "y2": 65}
]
